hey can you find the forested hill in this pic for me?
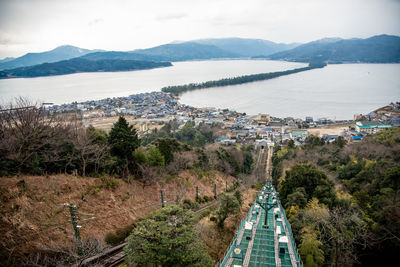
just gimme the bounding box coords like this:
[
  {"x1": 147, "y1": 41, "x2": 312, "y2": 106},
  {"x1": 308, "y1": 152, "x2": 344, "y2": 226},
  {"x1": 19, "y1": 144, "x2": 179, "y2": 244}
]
[
  {"x1": 131, "y1": 42, "x2": 239, "y2": 61},
  {"x1": 162, "y1": 62, "x2": 326, "y2": 95},
  {"x1": 0, "y1": 45, "x2": 102, "y2": 70},
  {"x1": 192, "y1": 38, "x2": 300, "y2": 57},
  {"x1": 80, "y1": 51, "x2": 166, "y2": 62},
  {"x1": 0, "y1": 58, "x2": 172, "y2": 79},
  {"x1": 266, "y1": 34, "x2": 400, "y2": 63},
  {"x1": 271, "y1": 128, "x2": 400, "y2": 266}
]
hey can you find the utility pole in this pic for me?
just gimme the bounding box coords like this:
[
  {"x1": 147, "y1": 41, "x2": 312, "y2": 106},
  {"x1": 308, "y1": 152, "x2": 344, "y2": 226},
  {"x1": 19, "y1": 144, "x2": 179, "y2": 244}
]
[
  {"x1": 264, "y1": 193, "x2": 270, "y2": 227},
  {"x1": 256, "y1": 188, "x2": 275, "y2": 228},
  {"x1": 65, "y1": 203, "x2": 83, "y2": 255},
  {"x1": 214, "y1": 184, "x2": 217, "y2": 199},
  {"x1": 196, "y1": 186, "x2": 199, "y2": 202},
  {"x1": 160, "y1": 189, "x2": 165, "y2": 207}
]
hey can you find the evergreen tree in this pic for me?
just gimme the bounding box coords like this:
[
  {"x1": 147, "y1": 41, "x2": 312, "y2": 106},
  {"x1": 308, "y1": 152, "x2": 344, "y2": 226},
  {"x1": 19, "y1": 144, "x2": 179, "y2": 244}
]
[
  {"x1": 299, "y1": 226, "x2": 324, "y2": 267},
  {"x1": 146, "y1": 146, "x2": 165, "y2": 166},
  {"x1": 124, "y1": 205, "x2": 213, "y2": 266},
  {"x1": 216, "y1": 194, "x2": 241, "y2": 227},
  {"x1": 108, "y1": 116, "x2": 139, "y2": 175}
]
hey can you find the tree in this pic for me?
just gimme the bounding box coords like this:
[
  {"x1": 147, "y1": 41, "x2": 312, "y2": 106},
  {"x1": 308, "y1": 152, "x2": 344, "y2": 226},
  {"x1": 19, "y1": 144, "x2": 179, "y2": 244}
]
[
  {"x1": 146, "y1": 146, "x2": 165, "y2": 166},
  {"x1": 73, "y1": 125, "x2": 109, "y2": 176},
  {"x1": 216, "y1": 194, "x2": 241, "y2": 227},
  {"x1": 124, "y1": 206, "x2": 213, "y2": 267},
  {"x1": 234, "y1": 190, "x2": 243, "y2": 206},
  {"x1": 382, "y1": 165, "x2": 400, "y2": 202},
  {"x1": 242, "y1": 149, "x2": 253, "y2": 174},
  {"x1": 299, "y1": 226, "x2": 324, "y2": 267},
  {"x1": 280, "y1": 163, "x2": 336, "y2": 207},
  {"x1": 153, "y1": 138, "x2": 181, "y2": 164},
  {"x1": 193, "y1": 132, "x2": 207, "y2": 147},
  {"x1": 108, "y1": 116, "x2": 139, "y2": 175},
  {"x1": 0, "y1": 98, "x2": 74, "y2": 175},
  {"x1": 333, "y1": 136, "x2": 346, "y2": 148},
  {"x1": 286, "y1": 187, "x2": 307, "y2": 209},
  {"x1": 287, "y1": 139, "x2": 296, "y2": 149},
  {"x1": 305, "y1": 135, "x2": 325, "y2": 148}
]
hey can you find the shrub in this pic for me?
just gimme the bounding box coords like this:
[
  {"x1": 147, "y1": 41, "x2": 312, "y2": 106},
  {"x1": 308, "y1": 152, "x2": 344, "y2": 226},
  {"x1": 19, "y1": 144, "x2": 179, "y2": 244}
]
[
  {"x1": 183, "y1": 199, "x2": 198, "y2": 210},
  {"x1": 105, "y1": 224, "x2": 135, "y2": 245}
]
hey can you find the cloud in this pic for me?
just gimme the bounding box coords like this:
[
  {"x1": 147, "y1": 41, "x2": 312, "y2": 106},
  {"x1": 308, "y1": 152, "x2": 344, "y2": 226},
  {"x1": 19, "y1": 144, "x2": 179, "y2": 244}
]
[
  {"x1": 88, "y1": 18, "x2": 104, "y2": 26},
  {"x1": 155, "y1": 13, "x2": 188, "y2": 21},
  {"x1": 0, "y1": 0, "x2": 399, "y2": 58},
  {"x1": 0, "y1": 37, "x2": 10, "y2": 45}
]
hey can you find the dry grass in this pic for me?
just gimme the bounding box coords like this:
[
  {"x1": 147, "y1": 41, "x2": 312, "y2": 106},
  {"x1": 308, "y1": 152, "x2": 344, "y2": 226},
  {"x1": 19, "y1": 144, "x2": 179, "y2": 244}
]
[
  {"x1": 196, "y1": 187, "x2": 257, "y2": 261},
  {"x1": 0, "y1": 171, "x2": 236, "y2": 263},
  {"x1": 308, "y1": 124, "x2": 351, "y2": 137}
]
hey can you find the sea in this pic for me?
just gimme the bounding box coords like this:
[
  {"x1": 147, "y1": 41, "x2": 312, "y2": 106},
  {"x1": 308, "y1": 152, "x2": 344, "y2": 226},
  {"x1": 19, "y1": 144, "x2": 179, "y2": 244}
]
[{"x1": 0, "y1": 60, "x2": 399, "y2": 120}]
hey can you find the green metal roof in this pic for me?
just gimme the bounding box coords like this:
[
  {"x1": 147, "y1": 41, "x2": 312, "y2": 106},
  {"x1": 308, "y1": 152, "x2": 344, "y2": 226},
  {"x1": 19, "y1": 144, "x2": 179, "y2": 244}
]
[
  {"x1": 358, "y1": 121, "x2": 383, "y2": 126},
  {"x1": 358, "y1": 125, "x2": 392, "y2": 129},
  {"x1": 219, "y1": 182, "x2": 302, "y2": 267}
]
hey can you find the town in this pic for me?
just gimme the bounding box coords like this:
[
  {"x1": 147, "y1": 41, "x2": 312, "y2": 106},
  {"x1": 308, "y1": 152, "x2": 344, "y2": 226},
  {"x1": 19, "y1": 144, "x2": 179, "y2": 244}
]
[{"x1": 45, "y1": 91, "x2": 400, "y2": 147}]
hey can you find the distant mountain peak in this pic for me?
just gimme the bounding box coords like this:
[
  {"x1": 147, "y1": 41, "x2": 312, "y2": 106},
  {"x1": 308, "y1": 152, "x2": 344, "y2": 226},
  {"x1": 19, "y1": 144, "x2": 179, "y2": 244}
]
[
  {"x1": 268, "y1": 34, "x2": 400, "y2": 63},
  {"x1": 191, "y1": 37, "x2": 300, "y2": 57},
  {"x1": 0, "y1": 45, "x2": 102, "y2": 70},
  {"x1": 313, "y1": 37, "x2": 343, "y2": 44}
]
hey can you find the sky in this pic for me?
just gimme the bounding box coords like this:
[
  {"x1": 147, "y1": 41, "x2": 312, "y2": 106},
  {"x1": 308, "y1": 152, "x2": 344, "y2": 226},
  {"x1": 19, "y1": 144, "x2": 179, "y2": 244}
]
[{"x1": 0, "y1": 0, "x2": 399, "y2": 59}]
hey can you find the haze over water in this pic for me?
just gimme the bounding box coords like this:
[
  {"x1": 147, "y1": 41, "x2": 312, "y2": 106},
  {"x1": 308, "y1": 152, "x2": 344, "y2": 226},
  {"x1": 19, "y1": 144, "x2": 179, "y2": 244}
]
[
  {"x1": 0, "y1": 60, "x2": 399, "y2": 120},
  {"x1": 180, "y1": 63, "x2": 400, "y2": 120},
  {"x1": 0, "y1": 60, "x2": 304, "y2": 104}
]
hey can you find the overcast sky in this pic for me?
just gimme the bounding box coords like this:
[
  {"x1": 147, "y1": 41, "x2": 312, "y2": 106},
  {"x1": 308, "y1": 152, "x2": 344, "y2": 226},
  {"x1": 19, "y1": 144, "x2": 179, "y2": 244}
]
[{"x1": 0, "y1": 0, "x2": 399, "y2": 58}]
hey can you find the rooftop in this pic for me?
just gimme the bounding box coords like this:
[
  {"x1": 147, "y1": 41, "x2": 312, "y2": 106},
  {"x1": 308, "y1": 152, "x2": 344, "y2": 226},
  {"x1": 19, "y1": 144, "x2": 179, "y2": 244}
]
[{"x1": 219, "y1": 182, "x2": 302, "y2": 267}]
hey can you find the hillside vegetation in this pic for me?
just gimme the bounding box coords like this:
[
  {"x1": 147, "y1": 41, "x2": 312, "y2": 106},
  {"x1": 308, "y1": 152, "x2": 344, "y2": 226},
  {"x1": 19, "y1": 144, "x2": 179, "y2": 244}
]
[
  {"x1": 132, "y1": 42, "x2": 238, "y2": 61},
  {"x1": 0, "y1": 45, "x2": 101, "y2": 70},
  {"x1": 162, "y1": 62, "x2": 326, "y2": 95},
  {"x1": 0, "y1": 58, "x2": 172, "y2": 79},
  {"x1": 272, "y1": 129, "x2": 400, "y2": 266},
  {"x1": 192, "y1": 38, "x2": 299, "y2": 57},
  {"x1": 0, "y1": 100, "x2": 258, "y2": 265},
  {"x1": 267, "y1": 34, "x2": 400, "y2": 63}
]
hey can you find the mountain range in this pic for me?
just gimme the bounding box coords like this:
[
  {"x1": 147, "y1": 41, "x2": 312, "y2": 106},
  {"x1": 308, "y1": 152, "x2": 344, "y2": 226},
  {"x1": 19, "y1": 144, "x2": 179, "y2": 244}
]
[
  {"x1": 0, "y1": 35, "x2": 399, "y2": 78},
  {"x1": 0, "y1": 38, "x2": 299, "y2": 71},
  {"x1": 192, "y1": 38, "x2": 300, "y2": 57},
  {"x1": 266, "y1": 34, "x2": 400, "y2": 63},
  {"x1": 0, "y1": 58, "x2": 171, "y2": 79},
  {"x1": 0, "y1": 45, "x2": 103, "y2": 70}
]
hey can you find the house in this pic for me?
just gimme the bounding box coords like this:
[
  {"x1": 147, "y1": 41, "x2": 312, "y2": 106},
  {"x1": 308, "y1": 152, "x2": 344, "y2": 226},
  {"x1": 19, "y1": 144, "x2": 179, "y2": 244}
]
[
  {"x1": 290, "y1": 130, "x2": 309, "y2": 140},
  {"x1": 224, "y1": 121, "x2": 234, "y2": 129},
  {"x1": 390, "y1": 117, "x2": 400, "y2": 127},
  {"x1": 355, "y1": 121, "x2": 392, "y2": 134},
  {"x1": 257, "y1": 114, "x2": 270, "y2": 125},
  {"x1": 322, "y1": 134, "x2": 339, "y2": 143},
  {"x1": 352, "y1": 133, "x2": 363, "y2": 141},
  {"x1": 317, "y1": 118, "x2": 329, "y2": 124},
  {"x1": 216, "y1": 136, "x2": 236, "y2": 145},
  {"x1": 255, "y1": 139, "x2": 268, "y2": 149}
]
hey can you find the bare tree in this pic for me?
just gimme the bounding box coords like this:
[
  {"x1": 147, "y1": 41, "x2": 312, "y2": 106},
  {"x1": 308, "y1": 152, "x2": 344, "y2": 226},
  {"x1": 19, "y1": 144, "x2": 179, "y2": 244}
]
[
  {"x1": 71, "y1": 123, "x2": 109, "y2": 176},
  {"x1": 0, "y1": 97, "x2": 73, "y2": 175}
]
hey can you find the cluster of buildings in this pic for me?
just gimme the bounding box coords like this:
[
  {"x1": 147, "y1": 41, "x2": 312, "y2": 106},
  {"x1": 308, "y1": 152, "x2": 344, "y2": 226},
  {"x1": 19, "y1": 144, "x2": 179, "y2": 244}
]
[
  {"x1": 351, "y1": 102, "x2": 399, "y2": 139},
  {"x1": 216, "y1": 103, "x2": 399, "y2": 146},
  {"x1": 354, "y1": 102, "x2": 400, "y2": 127},
  {"x1": 216, "y1": 114, "x2": 351, "y2": 147},
  {"x1": 45, "y1": 93, "x2": 398, "y2": 146},
  {"x1": 46, "y1": 92, "x2": 182, "y2": 119}
]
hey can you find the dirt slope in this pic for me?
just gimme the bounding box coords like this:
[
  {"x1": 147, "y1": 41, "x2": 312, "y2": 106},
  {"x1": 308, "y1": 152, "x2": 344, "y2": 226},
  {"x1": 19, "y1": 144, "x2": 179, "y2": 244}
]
[{"x1": 0, "y1": 171, "x2": 235, "y2": 261}]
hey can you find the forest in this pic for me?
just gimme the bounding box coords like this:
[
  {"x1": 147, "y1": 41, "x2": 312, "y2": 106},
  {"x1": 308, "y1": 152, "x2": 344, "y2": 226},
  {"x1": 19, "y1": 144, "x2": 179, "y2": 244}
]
[
  {"x1": 0, "y1": 58, "x2": 172, "y2": 79},
  {"x1": 0, "y1": 99, "x2": 254, "y2": 181},
  {"x1": 161, "y1": 62, "x2": 326, "y2": 95},
  {"x1": 272, "y1": 129, "x2": 400, "y2": 266},
  {"x1": 0, "y1": 100, "x2": 257, "y2": 266}
]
